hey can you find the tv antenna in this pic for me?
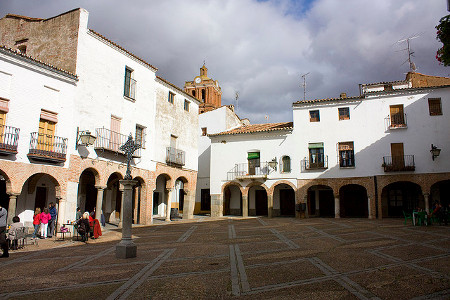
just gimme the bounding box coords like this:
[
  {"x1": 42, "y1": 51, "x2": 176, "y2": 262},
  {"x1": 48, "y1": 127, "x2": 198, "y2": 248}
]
[
  {"x1": 397, "y1": 35, "x2": 419, "y2": 72},
  {"x1": 301, "y1": 72, "x2": 310, "y2": 101},
  {"x1": 235, "y1": 91, "x2": 239, "y2": 112}
]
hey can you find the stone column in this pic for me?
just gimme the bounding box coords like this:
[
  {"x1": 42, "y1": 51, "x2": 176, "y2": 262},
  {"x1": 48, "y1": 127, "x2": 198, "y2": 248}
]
[
  {"x1": 303, "y1": 195, "x2": 309, "y2": 218},
  {"x1": 57, "y1": 198, "x2": 66, "y2": 228},
  {"x1": 315, "y1": 191, "x2": 320, "y2": 216},
  {"x1": 334, "y1": 195, "x2": 340, "y2": 218},
  {"x1": 182, "y1": 190, "x2": 195, "y2": 220},
  {"x1": 118, "y1": 186, "x2": 124, "y2": 228},
  {"x1": 116, "y1": 180, "x2": 137, "y2": 259},
  {"x1": 267, "y1": 194, "x2": 273, "y2": 218},
  {"x1": 242, "y1": 194, "x2": 248, "y2": 217},
  {"x1": 95, "y1": 186, "x2": 106, "y2": 223},
  {"x1": 424, "y1": 193, "x2": 430, "y2": 212},
  {"x1": 165, "y1": 188, "x2": 172, "y2": 221},
  {"x1": 367, "y1": 197, "x2": 374, "y2": 219},
  {"x1": 6, "y1": 193, "x2": 18, "y2": 226}
]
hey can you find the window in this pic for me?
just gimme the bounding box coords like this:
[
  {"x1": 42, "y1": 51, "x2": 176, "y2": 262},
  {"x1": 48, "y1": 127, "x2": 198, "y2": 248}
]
[
  {"x1": 110, "y1": 115, "x2": 121, "y2": 151},
  {"x1": 338, "y1": 142, "x2": 354, "y2": 167},
  {"x1": 389, "y1": 105, "x2": 406, "y2": 127},
  {"x1": 168, "y1": 92, "x2": 175, "y2": 104},
  {"x1": 135, "y1": 125, "x2": 146, "y2": 148},
  {"x1": 428, "y1": 98, "x2": 442, "y2": 116},
  {"x1": 184, "y1": 100, "x2": 190, "y2": 111},
  {"x1": 281, "y1": 156, "x2": 291, "y2": 173},
  {"x1": 338, "y1": 107, "x2": 350, "y2": 120},
  {"x1": 308, "y1": 143, "x2": 324, "y2": 168},
  {"x1": 309, "y1": 110, "x2": 320, "y2": 122},
  {"x1": 124, "y1": 67, "x2": 136, "y2": 99},
  {"x1": 38, "y1": 110, "x2": 57, "y2": 151},
  {"x1": 247, "y1": 151, "x2": 260, "y2": 175},
  {"x1": 201, "y1": 127, "x2": 207, "y2": 136}
]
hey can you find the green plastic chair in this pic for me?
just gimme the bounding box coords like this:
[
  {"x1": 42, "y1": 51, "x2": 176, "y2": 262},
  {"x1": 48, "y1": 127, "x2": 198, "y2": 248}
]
[{"x1": 403, "y1": 211, "x2": 413, "y2": 225}]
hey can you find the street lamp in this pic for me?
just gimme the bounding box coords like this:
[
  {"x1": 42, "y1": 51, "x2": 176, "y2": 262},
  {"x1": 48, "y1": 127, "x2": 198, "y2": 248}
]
[
  {"x1": 76, "y1": 127, "x2": 96, "y2": 149},
  {"x1": 430, "y1": 144, "x2": 441, "y2": 161}
]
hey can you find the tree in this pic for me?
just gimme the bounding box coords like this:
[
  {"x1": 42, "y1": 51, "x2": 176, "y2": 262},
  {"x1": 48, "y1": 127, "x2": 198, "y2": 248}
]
[{"x1": 436, "y1": 14, "x2": 450, "y2": 66}]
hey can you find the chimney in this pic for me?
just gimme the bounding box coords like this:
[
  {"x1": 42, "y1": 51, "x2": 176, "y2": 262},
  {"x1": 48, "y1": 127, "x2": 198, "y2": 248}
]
[{"x1": 340, "y1": 92, "x2": 347, "y2": 98}]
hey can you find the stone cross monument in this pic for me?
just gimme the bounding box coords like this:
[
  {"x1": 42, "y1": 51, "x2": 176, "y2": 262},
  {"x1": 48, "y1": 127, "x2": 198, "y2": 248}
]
[{"x1": 116, "y1": 134, "x2": 140, "y2": 258}]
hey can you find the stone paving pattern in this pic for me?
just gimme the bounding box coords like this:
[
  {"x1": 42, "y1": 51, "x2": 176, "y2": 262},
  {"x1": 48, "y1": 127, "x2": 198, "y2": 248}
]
[{"x1": 0, "y1": 218, "x2": 449, "y2": 299}]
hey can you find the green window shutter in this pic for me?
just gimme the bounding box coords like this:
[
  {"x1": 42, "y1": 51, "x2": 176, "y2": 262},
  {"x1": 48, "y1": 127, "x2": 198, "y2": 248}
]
[
  {"x1": 308, "y1": 142, "x2": 324, "y2": 149},
  {"x1": 247, "y1": 152, "x2": 260, "y2": 159}
]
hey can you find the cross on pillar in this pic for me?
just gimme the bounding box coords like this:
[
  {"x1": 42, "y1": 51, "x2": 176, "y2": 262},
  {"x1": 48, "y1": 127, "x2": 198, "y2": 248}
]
[{"x1": 119, "y1": 134, "x2": 141, "y2": 180}]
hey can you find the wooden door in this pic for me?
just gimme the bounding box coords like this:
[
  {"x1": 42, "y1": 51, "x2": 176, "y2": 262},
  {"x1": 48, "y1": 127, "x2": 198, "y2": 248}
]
[
  {"x1": 0, "y1": 111, "x2": 6, "y2": 143},
  {"x1": 390, "y1": 105, "x2": 404, "y2": 126},
  {"x1": 391, "y1": 143, "x2": 404, "y2": 169},
  {"x1": 38, "y1": 119, "x2": 55, "y2": 151},
  {"x1": 280, "y1": 189, "x2": 295, "y2": 216},
  {"x1": 201, "y1": 189, "x2": 211, "y2": 211},
  {"x1": 110, "y1": 116, "x2": 121, "y2": 151},
  {"x1": 153, "y1": 192, "x2": 159, "y2": 215},
  {"x1": 35, "y1": 187, "x2": 47, "y2": 211}
]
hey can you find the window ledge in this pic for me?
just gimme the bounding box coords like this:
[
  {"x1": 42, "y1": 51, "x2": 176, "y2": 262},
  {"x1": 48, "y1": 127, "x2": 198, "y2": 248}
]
[
  {"x1": 339, "y1": 166, "x2": 355, "y2": 169},
  {"x1": 124, "y1": 95, "x2": 136, "y2": 102}
]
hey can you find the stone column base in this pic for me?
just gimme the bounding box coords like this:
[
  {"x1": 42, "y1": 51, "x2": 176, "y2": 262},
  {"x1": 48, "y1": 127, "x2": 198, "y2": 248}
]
[{"x1": 116, "y1": 242, "x2": 137, "y2": 259}]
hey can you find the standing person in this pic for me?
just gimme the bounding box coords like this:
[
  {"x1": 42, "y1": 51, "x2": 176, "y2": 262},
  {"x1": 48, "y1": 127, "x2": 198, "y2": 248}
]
[
  {"x1": 32, "y1": 208, "x2": 41, "y2": 239},
  {"x1": 75, "y1": 207, "x2": 82, "y2": 221},
  {"x1": 0, "y1": 204, "x2": 8, "y2": 258},
  {"x1": 40, "y1": 208, "x2": 51, "y2": 239},
  {"x1": 48, "y1": 202, "x2": 57, "y2": 238}
]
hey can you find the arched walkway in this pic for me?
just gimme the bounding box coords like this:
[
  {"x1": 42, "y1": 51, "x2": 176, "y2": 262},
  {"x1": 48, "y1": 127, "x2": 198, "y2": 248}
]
[
  {"x1": 273, "y1": 183, "x2": 295, "y2": 217},
  {"x1": 339, "y1": 184, "x2": 368, "y2": 218},
  {"x1": 77, "y1": 169, "x2": 98, "y2": 214},
  {"x1": 248, "y1": 185, "x2": 268, "y2": 216},
  {"x1": 153, "y1": 174, "x2": 171, "y2": 219},
  {"x1": 430, "y1": 180, "x2": 450, "y2": 208},
  {"x1": 16, "y1": 173, "x2": 61, "y2": 226},
  {"x1": 223, "y1": 183, "x2": 243, "y2": 216},
  {"x1": 103, "y1": 172, "x2": 123, "y2": 224},
  {"x1": 307, "y1": 185, "x2": 334, "y2": 217},
  {"x1": 173, "y1": 177, "x2": 187, "y2": 217},
  {"x1": 132, "y1": 177, "x2": 145, "y2": 224},
  {"x1": 381, "y1": 181, "x2": 423, "y2": 217},
  {"x1": 0, "y1": 174, "x2": 10, "y2": 210}
]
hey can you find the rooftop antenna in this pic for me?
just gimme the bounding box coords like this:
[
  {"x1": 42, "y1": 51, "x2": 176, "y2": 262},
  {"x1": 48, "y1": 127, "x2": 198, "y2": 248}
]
[
  {"x1": 235, "y1": 91, "x2": 239, "y2": 112},
  {"x1": 301, "y1": 72, "x2": 310, "y2": 101},
  {"x1": 397, "y1": 35, "x2": 419, "y2": 72}
]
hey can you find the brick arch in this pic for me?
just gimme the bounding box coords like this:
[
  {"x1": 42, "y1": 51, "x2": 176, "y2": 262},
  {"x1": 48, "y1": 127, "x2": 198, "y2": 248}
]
[
  {"x1": 244, "y1": 181, "x2": 269, "y2": 197},
  {"x1": 0, "y1": 169, "x2": 13, "y2": 194},
  {"x1": 297, "y1": 182, "x2": 335, "y2": 204},
  {"x1": 79, "y1": 167, "x2": 101, "y2": 186},
  {"x1": 100, "y1": 171, "x2": 124, "y2": 187},
  {"x1": 268, "y1": 180, "x2": 297, "y2": 196},
  {"x1": 423, "y1": 174, "x2": 450, "y2": 194},
  {"x1": 221, "y1": 181, "x2": 244, "y2": 195},
  {"x1": 155, "y1": 173, "x2": 173, "y2": 190},
  {"x1": 378, "y1": 177, "x2": 425, "y2": 195},
  {"x1": 24, "y1": 172, "x2": 63, "y2": 199}
]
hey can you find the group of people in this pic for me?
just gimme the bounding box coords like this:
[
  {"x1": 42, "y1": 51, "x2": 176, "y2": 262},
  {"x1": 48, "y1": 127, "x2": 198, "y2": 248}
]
[
  {"x1": 429, "y1": 202, "x2": 450, "y2": 225},
  {"x1": 74, "y1": 207, "x2": 102, "y2": 243},
  {"x1": 32, "y1": 202, "x2": 57, "y2": 239}
]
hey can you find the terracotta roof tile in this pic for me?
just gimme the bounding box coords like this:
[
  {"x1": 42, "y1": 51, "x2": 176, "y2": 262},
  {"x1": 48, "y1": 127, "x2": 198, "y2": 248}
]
[
  {"x1": 0, "y1": 46, "x2": 78, "y2": 79},
  {"x1": 5, "y1": 14, "x2": 43, "y2": 21},
  {"x1": 209, "y1": 122, "x2": 293, "y2": 136},
  {"x1": 88, "y1": 29, "x2": 158, "y2": 72},
  {"x1": 293, "y1": 95, "x2": 363, "y2": 105}
]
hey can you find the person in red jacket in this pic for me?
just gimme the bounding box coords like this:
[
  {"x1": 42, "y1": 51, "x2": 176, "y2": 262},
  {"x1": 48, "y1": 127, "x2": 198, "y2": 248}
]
[
  {"x1": 39, "y1": 208, "x2": 51, "y2": 239},
  {"x1": 32, "y1": 208, "x2": 41, "y2": 239}
]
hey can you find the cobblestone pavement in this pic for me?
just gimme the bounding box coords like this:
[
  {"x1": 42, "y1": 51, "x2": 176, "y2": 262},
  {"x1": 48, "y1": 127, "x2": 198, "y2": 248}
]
[{"x1": 1, "y1": 217, "x2": 449, "y2": 299}]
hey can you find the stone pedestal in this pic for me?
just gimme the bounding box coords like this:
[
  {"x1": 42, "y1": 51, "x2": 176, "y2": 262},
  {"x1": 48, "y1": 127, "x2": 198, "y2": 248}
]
[
  {"x1": 95, "y1": 186, "x2": 106, "y2": 222},
  {"x1": 116, "y1": 180, "x2": 137, "y2": 259},
  {"x1": 7, "y1": 193, "x2": 18, "y2": 226}
]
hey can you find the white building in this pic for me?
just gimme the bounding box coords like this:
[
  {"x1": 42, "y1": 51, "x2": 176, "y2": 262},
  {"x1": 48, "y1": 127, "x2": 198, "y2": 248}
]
[
  {"x1": 209, "y1": 72, "x2": 450, "y2": 219},
  {"x1": 0, "y1": 8, "x2": 200, "y2": 227}
]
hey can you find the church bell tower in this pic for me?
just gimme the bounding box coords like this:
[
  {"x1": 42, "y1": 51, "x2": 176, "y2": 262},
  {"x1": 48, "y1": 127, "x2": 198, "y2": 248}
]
[{"x1": 184, "y1": 64, "x2": 222, "y2": 113}]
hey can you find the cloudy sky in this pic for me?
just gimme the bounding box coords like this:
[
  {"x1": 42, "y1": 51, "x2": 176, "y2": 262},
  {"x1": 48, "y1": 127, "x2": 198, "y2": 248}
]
[{"x1": 2, "y1": 0, "x2": 448, "y2": 123}]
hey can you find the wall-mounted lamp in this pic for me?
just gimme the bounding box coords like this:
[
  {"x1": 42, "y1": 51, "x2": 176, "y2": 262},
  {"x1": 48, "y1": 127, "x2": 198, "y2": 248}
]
[
  {"x1": 268, "y1": 157, "x2": 278, "y2": 171},
  {"x1": 430, "y1": 144, "x2": 441, "y2": 161},
  {"x1": 76, "y1": 127, "x2": 96, "y2": 149}
]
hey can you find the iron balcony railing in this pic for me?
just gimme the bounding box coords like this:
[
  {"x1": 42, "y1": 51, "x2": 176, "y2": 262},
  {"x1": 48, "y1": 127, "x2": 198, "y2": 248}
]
[
  {"x1": 28, "y1": 132, "x2": 67, "y2": 162},
  {"x1": 166, "y1": 147, "x2": 185, "y2": 166},
  {"x1": 301, "y1": 155, "x2": 328, "y2": 170},
  {"x1": 385, "y1": 113, "x2": 407, "y2": 129},
  {"x1": 227, "y1": 162, "x2": 271, "y2": 181},
  {"x1": 382, "y1": 155, "x2": 415, "y2": 172},
  {"x1": 0, "y1": 125, "x2": 20, "y2": 154},
  {"x1": 124, "y1": 77, "x2": 136, "y2": 100},
  {"x1": 94, "y1": 128, "x2": 141, "y2": 157}
]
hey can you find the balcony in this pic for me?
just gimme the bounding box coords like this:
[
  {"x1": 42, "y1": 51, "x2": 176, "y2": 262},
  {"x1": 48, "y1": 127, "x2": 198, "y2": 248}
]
[
  {"x1": 166, "y1": 147, "x2": 185, "y2": 166},
  {"x1": 385, "y1": 114, "x2": 407, "y2": 129},
  {"x1": 227, "y1": 162, "x2": 271, "y2": 181},
  {"x1": 301, "y1": 155, "x2": 328, "y2": 171},
  {"x1": 0, "y1": 125, "x2": 20, "y2": 155},
  {"x1": 28, "y1": 132, "x2": 67, "y2": 163},
  {"x1": 94, "y1": 128, "x2": 141, "y2": 157},
  {"x1": 382, "y1": 155, "x2": 415, "y2": 172}
]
